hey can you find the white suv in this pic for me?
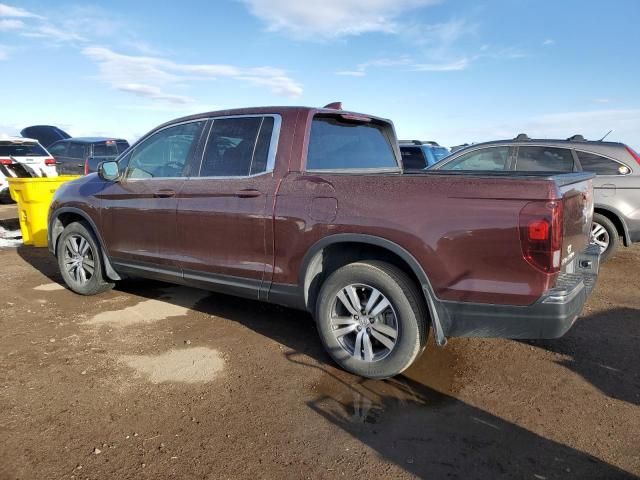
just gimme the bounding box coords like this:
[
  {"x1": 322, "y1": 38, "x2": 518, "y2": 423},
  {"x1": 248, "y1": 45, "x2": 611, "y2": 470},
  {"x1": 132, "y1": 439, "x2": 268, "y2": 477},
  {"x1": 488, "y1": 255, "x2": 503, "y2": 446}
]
[{"x1": 0, "y1": 137, "x2": 58, "y2": 201}]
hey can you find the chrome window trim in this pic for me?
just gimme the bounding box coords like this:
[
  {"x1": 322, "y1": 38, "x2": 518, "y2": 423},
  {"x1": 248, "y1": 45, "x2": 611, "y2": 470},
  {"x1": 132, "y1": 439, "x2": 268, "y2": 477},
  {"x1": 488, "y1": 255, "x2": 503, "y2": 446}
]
[{"x1": 195, "y1": 114, "x2": 282, "y2": 179}]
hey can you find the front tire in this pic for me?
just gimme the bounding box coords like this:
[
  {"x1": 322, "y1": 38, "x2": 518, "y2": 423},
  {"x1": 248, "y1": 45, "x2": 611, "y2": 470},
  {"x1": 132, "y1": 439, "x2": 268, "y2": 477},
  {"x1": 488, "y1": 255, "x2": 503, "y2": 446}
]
[
  {"x1": 57, "y1": 222, "x2": 115, "y2": 295},
  {"x1": 591, "y1": 213, "x2": 619, "y2": 262},
  {"x1": 315, "y1": 261, "x2": 428, "y2": 379}
]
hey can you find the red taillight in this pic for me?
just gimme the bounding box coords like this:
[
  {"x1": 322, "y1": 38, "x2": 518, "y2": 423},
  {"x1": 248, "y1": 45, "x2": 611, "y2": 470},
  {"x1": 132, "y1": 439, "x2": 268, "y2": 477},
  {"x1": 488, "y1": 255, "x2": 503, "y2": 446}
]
[
  {"x1": 84, "y1": 158, "x2": 89, "y2": 175},
  {"x1": 519, "y1": 200, "x2": 563, "y2": 274},
  {"x1": 0, "y1": 158, "x2": 12, "y2": 165},
  {"x1": 44, "y1": 157, "x2": 56, "y2": 166},
  {"x1": 626, "y1": 146, "x2": 640, "y2": 166}
]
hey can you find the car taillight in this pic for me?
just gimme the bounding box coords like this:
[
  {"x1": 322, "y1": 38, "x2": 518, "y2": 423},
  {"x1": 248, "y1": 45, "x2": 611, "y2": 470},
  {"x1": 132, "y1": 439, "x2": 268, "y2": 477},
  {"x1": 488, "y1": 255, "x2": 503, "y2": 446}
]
[
  {"x1": 519, "y1": 200, "x2": 563, "y2": 274},
  {"x1": 44, "y1": 158, "x2": 56, "y2": 166},
  {"x1": 84, "y1": 158, "x2": 89, "y2": 175},
  {"x1": 0, "y1": 158, "x2": 12, "y2": 165},
  {"x1": 625, "y1": 146, "x2": 640, "y2": 166}
]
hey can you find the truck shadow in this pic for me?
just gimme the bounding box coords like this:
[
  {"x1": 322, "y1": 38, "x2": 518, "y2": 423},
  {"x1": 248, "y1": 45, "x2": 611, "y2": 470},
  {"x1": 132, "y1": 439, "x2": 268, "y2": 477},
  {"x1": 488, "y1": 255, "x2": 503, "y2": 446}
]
[
  {"x1": 524, "y1": 308, "x2": 640, "y2": 407},
  {"x1": 290, "y1": 359, "x2": 633, "y2": 479}
]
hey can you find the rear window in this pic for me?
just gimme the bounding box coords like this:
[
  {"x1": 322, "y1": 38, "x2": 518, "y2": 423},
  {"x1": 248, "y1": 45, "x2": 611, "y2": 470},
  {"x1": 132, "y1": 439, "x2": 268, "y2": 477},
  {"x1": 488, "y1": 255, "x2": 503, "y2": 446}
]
[
  {"x1": 93, "y1": 141, "x2": 119, "y2": 157},
  {"x1": 516, "y1": 146, "x2": 575, "y2": 172},
  {"x1": 400, "y1": 146, "x2": 427, "y2": 169},
  {"x1": 0, "y1": 143, "x2": 48, "y2": 157},
  {"x1": 576, "y1": 150, "x2": 630, "y2": 175},
  {"x1": 116, "y1": 141, "x2": 129, "y2": 153},
  {"x1": 306, "y1": 116, "x2": 398, "y2": 170},
  {"x1": 430, "y1": 147, "x2": 450, "y2": 163}
]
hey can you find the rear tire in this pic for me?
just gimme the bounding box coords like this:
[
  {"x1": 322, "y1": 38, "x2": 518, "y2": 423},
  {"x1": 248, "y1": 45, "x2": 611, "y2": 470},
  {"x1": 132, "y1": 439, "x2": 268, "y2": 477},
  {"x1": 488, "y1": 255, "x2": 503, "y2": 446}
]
[
  {"x1": 315, "y1": 261, "x2": 428, "y2": 379},
  {"x1": 57, "y1": 222, "x2": 115, "y2": 295},
  {"x1": 591, "y1": 213, "x2": 618, "y2": 262}
]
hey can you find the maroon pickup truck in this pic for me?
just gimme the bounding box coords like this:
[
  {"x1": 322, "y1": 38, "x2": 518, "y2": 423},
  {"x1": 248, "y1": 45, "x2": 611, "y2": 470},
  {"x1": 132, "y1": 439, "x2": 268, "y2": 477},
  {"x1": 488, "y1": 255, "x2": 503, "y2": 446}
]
[{"x1": 48, "y1": 105, "x2": 600, "y2": 378}]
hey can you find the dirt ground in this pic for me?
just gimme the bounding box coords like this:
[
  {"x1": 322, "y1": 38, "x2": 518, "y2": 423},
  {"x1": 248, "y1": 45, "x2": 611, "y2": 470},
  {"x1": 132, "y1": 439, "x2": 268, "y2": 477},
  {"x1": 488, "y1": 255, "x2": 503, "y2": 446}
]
[{"x1": 0, "y1": 203, "x2": 638, "y2": 479}]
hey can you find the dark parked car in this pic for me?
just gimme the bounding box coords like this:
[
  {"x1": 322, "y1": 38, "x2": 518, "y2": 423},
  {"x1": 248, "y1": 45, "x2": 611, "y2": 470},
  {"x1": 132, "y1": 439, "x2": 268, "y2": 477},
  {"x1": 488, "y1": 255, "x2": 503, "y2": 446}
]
[
  {"x1": 431, "y1": 134, "x2": 640, "y2": 261},
  {"x1": 48, "y1": 137, "x2": 130, "y2": 175},
  {"x1": 20, "y1": 125, "x2": 71, "y2": 148},
  {"x1": 399, "y1": 140, "x2": 450, "y2": 169},
  {"x1": 48, "y1": 105, "x2": 599, "y2": 378}
]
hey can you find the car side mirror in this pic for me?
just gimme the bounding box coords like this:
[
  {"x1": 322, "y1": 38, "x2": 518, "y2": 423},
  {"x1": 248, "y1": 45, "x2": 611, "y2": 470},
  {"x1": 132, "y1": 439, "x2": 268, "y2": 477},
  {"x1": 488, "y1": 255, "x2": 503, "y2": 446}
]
[{"x1": 98, "y1": 161, "x2": 120, "y2": 181}]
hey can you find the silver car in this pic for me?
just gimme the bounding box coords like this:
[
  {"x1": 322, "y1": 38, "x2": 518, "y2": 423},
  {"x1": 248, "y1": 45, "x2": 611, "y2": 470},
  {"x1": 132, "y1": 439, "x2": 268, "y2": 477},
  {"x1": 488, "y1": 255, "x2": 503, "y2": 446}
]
[{"x1": 430, "y1": 134, "x2": 640, "y2": 261}]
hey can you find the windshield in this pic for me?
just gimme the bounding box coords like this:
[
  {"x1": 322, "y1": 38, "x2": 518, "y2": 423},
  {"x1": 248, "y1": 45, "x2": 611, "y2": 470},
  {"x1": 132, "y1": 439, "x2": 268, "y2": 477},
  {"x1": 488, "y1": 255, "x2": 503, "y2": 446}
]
[{"x1": 0, "y1": 143, "x2": 48, "y2": 157}]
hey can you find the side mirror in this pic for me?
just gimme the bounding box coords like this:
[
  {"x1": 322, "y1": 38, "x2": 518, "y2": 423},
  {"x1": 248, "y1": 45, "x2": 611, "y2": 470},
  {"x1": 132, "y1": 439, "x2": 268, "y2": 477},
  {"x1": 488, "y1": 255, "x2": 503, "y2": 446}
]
[{"x1": 98, "y1": 161, "x2": 120, "y2": 181}]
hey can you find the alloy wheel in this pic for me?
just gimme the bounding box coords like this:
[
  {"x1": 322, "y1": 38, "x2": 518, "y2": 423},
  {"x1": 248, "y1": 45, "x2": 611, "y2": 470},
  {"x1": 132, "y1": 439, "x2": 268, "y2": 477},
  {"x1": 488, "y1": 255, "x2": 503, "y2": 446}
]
[
  {"x1": 591, "y1": 222, "x2": 610, "y2": 254},
  {"x1": 63, "y1": 234, "x2": 95, "y2": 285},
  {"x1": 330, "y1": 284, "x2": 399, "y2": 362}
]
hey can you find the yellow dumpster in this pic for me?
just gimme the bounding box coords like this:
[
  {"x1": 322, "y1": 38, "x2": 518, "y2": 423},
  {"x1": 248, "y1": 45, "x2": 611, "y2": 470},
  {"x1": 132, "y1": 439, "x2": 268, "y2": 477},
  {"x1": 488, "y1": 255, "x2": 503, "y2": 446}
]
[{"x1": 7, "y1": 176, "x2": 81, "y2": 247}]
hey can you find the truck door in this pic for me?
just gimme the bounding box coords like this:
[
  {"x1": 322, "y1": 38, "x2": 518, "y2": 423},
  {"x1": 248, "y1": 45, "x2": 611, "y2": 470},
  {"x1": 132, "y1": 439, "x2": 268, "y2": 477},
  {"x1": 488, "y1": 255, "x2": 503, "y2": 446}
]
[{"x1": 176, "y1": 115, "x2": 282, "y2": 299}]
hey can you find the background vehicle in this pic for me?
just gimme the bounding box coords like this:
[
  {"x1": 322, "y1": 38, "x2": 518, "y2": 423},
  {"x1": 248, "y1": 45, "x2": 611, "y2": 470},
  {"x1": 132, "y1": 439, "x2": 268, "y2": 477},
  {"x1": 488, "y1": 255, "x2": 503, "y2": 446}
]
[
  {"x1": 48, "y1": 137, "x2": 130, "y2": 175},
  {"x1": 431, "y1": 134, "x2": 640, "y2": 261},
  {"x1": 0, "y1": 138, "x2": 57, "y2": 201},
  {"x1": 48, "y1": 105, "x2": 599, "y2": 379},
  {"x1": 399, "y1": 140, "x2": 450, "y2": 169},
  {"x1": 20, "y1": 125, "x2": 71, "y2": 148}
]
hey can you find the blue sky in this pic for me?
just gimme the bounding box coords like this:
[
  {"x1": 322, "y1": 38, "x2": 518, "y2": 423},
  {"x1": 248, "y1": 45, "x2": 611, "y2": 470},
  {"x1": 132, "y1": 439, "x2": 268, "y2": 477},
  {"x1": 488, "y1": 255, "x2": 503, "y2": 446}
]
[{"x1": 1, "y1": 0, "x2": 639, "y2": 149}]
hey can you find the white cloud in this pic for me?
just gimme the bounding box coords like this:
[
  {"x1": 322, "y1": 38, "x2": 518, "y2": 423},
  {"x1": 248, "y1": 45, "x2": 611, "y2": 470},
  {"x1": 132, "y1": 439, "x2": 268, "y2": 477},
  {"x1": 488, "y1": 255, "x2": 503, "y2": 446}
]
[
  {"x1": 82, "y1": 46, "x2": 303, "y2": 102},
  {"x1": 240, "y1": 0, "x2": 440, "y2": 38},
  {"x1": 0, "y1": 18, "x2": 22, "y2": 29},
  {"x1": 22, "y1": 24, "x2": 86, "y2": 42},
  {"x1": 0, "y1": 3, "x2": 41, "y2": 18},
  {"x1": 543, "y1": 38, "x2": 555, "y2": 46},
  {"x1": 336, "y1": 55, "x2": 469, "y2": 76},
  {"x1": 412, "y1": 58, "x2": 469, "y2": 71}
]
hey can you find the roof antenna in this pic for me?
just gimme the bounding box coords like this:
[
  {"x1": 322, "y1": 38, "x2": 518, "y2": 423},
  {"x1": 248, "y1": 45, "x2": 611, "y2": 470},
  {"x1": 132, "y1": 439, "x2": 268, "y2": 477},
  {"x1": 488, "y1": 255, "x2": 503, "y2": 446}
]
[{"x1": 599, "y1": 129, "x2": 613, "y2": 141}]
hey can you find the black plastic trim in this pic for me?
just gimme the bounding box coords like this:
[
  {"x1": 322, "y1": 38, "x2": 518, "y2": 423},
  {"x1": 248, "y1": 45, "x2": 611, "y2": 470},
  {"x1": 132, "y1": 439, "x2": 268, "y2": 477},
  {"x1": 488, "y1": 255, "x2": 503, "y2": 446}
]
[{"x1": 594, "y1": 204, "x2": 631, "y2": 246}]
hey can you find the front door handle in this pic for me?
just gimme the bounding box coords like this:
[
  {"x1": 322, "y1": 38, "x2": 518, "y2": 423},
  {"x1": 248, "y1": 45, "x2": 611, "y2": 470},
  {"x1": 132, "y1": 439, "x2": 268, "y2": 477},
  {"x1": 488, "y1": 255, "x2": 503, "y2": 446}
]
[
  {"x1": 235, "y1": 189, "x2": 261, "y2": 198},
  {"x1": 154, "y1": 189, "x2": 176, "y2": 198}
]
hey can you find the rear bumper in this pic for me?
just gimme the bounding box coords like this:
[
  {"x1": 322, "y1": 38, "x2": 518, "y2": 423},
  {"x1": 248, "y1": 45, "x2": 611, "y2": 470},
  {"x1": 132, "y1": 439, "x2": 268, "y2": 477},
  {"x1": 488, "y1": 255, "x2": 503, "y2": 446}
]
[{"x1": 442, "y1": 244, "x2": 600, "y2": 339}]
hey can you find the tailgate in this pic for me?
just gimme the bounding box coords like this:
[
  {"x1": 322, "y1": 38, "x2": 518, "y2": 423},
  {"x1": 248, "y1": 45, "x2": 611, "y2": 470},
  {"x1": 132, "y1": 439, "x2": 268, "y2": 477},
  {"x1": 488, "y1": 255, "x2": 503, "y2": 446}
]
[{"x1": 558, "y1": 175, "x2": 594, "y2": 268}]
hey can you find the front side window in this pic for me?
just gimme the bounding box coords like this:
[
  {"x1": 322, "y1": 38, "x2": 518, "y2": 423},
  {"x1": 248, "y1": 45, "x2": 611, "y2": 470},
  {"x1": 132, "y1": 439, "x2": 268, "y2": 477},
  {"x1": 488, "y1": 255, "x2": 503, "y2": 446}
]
[
  {"x1": 199, "y1": 116, "x2": 274, "y2": 177},
  {"x1": 576, "y1": 150, "x2": 630, "y2": 175},
  {"x1": 125, "y1": 121, "x2": 205, "y2": 179},
  {"x1": 400, "y1": 146, "x2": 427, "y2": 169},
  {"x1": 516, "y1": 146, "x2": 575, "y2": 172},
  {"x1": 306, "y1": 116, "x2": 398, "y2": 170},
  {"x1": 440, "y1": 147, "x2": 510, "y2": 171}
]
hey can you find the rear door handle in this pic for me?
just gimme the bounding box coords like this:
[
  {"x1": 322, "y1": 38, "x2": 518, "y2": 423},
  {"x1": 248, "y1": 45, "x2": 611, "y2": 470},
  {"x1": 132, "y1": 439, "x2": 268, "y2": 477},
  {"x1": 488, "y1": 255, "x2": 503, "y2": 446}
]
[
  {"x1": 235, "y1": 189, "x2": 261, "y2": 198},
  {"x1": 154, "y1": 189, "x2": 176, "y2": 198}
]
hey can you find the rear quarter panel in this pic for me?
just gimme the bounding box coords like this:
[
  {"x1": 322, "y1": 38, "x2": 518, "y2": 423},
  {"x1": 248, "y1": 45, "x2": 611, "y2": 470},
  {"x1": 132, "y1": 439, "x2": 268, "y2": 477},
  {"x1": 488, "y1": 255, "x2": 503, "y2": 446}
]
[{"x1": 274, "y1": 172, "x2": 561, "y2": 305}]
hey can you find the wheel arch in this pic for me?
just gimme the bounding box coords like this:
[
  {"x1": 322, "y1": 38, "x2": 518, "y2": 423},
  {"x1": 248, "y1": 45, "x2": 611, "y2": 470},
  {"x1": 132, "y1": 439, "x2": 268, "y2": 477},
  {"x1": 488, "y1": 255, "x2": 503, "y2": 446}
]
[
  {"x1": 594, "y1": 205, "x2": 630, "y2": 246},
  {"x1": 299, "y1": 234, "x2": 447, "y2": 345},
  {"x1": 49, "y1": 207, "x2": 121, "y2": 281}
]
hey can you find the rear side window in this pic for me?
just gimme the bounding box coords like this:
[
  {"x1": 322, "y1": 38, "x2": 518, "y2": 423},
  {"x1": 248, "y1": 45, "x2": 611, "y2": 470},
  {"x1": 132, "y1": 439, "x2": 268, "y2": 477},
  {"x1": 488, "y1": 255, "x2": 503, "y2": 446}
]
[
  {"x1": 306, "y1": 116, "x2": 397, "y2": 170},
  {"x1": 400, "y1": 146, "x2": 427, "y2": 169},
  {"x1": 0, "y1": 143, "x2": 48, "y2": 157},
  {"x1": 199, "y1": 116, "x2": 274, "y2": 177},
  {"x1": 67, "y1": 143, "x2": 87, "y2": 159},
  {"x1": 516, "y1": 146, "x2": 575, "y2": 172},
  {"x1": 576, "y1": 151, "x2": 630, "y2": 175},
  {"x1": 440, "y1": 147, "x2": 510, "y2": 171}
]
